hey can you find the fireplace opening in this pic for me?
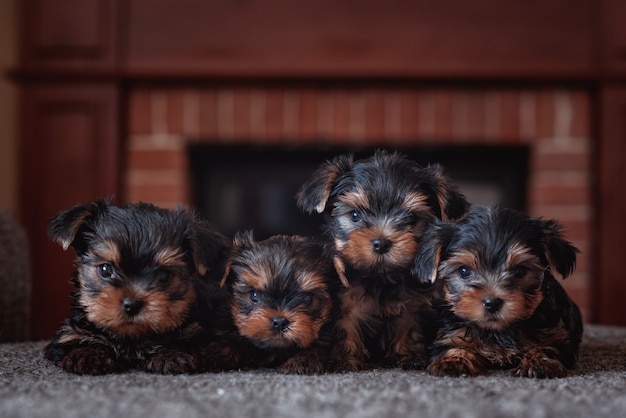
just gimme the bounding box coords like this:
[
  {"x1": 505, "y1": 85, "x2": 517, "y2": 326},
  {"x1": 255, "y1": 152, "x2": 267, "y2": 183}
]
[{"x1": 188, "y1": 145, "x2": 529, "y2": 239}]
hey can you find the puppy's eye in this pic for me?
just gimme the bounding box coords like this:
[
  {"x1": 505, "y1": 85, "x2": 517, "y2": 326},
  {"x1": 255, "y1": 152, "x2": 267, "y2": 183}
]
[
  {"x1": 302, "y1": 294, "x2": 313, "y2": 306},
  {"x1": 350, "y1": 209, "x2": 362, "y2": 223},
  {"x1": 157, "y1": 270, "x2": 172, "y2": 284},
  {"x1": 512, "y1": 266, "x2": 528, "y2": 278},
  {"x1": 458, "y1": 266, "x2": 473, "y2": 280},
  {"x1": 97, "y1": 263, "x2": 116, "y2": 281},
  {"x1": 405, "y1": 213, "x2": 419, "y2": 226},
  {"x1": 249, "y1": 290, "x2": 261, "y2": 304}
]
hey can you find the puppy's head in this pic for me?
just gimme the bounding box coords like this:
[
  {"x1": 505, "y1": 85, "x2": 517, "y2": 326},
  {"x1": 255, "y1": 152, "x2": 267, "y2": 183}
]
[
  {"x1": 297, "y1": 150, "x2": 469, "y2": 277},
  {"x1": 412, "y1": 205, "x2": 578, "y2": 331},
  {"x1": 222, "y1": 232, "x2": 333, "y2": 350},
  {"x1": 49, "y1": 200, "x2": 228, "y2": 337}
]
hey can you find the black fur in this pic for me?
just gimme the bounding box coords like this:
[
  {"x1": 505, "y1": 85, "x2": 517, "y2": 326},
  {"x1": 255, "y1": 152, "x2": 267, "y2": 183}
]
[
  {"x1": 296, "y1": 150, "x2": 469, "y2": 371},
  {"x1": 413, "y1": 205, "x2": 583, "y2": 378},
  {"x1": 221, "y1": 232, "x2": 342, "y2": 374},
  {"x1": 44, "y1": 200, "x2": 234, "y2": 375}
]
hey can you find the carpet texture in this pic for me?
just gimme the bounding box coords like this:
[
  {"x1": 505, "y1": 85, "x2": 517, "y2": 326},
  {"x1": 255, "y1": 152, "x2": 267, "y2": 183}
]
[{"x1": 1, "y1": 324, "x2": 625, "y2": 418}]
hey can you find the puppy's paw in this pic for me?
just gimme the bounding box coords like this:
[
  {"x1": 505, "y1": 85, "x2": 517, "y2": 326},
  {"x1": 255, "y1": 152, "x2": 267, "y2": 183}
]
[
  {"x1": 513, "y1": 349, "x2": 567, "y2": 378},
  {"x1": 144, "y1": 350, "x2": 200, "y2": 374},
  {"x1": 427, "y1": 349, "x2": 484, "y2": 377},
  {"x1": 281, "y1": 354, "x2": 326, "y2": 375},
  {"x1": 59, "y1": 346, "x2": 119, "y2": 375},
  {"x1": 328, "y1": 355, "x2": 366, "y2": 373}
]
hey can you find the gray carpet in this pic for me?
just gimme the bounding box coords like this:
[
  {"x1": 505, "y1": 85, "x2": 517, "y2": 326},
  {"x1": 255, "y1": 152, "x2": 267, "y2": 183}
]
[{"x1": 1, "y1": 324, "x2": 626, "y2": 418}]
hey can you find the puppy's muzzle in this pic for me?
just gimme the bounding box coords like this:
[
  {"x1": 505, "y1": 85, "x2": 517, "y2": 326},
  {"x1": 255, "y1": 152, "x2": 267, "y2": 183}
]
[
  {"x1": 122, "y1": 298, "x2": 144, "y2": 317},
  {"x1": 371, "y1": 238, "x2": 392, "y2": 255},
  {"x1": 482, "y1": 297, "x2": 503, "y2": 314}
]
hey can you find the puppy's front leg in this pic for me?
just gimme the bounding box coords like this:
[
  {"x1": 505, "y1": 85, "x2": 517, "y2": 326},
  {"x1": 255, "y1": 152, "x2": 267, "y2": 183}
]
[
  {"x1": 512, "y1": 347, "x2": 567, "y2": 378},
  {"x1": 428, "y1": 348, "x2": 487, "y2": 377}
]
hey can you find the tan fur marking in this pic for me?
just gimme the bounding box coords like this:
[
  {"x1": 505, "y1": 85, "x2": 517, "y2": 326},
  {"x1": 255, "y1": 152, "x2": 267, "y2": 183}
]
[
  {"x1": 402, "y1": 192, "x2": 429, "y2": 214},
  {"x1": 337, "y1": 187, "x2": 370, "y2": 210},
  {"x1": 238, "y1": 268, "x2": 269, "y2": 291},
  {"x1": 297, "y1": 271, "x2": 327, "y2": 292},
  {"x1": 339, "y1": 229, "x2": 418, "y2": 271},
  {"x1": 155, "y1": 247, "x2": 186, "y2": 268},
  {"x1": 333, "y1": 256, "x2": 350, "y2": 288},
  {"x1": 506, "y1": 243, "x2": 541, "y2": 268},
  {"x1": 445, "y1": 250, "x2": 480, "y2": 271},
  {"x1": 92, "y1": 239, "x2": 120, "y2": 266},
  {"x1": 81, "y1": 279, "x2": 195, "y2": 337}
]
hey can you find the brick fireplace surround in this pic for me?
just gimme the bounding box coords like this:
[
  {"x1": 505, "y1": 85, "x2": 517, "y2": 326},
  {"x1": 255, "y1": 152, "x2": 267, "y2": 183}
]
[{"x1": 127, "y1": 86, "x2": 592, "y2": 319}]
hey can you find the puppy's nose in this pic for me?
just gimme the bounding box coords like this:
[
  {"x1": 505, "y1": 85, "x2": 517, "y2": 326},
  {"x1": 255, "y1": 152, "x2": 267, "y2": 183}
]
[
  {"x1": 271, "y1": 317, "x2": 290, "y2": 332},
  {"x1": 371, "y1": 238, "x2": 392, "y2": 254},
  {"x1": 482, "y1": 297, "x2": 503, "y2": 313},
  {"x1": 122, "y1": 298, "x2": 144, "y2": 316}
]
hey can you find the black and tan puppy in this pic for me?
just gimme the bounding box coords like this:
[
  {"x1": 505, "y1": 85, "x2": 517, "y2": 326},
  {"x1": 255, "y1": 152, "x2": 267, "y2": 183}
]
[
  {"x1": 413, "y1": 205, "x2": 583, "y2": 378},
  {"x1": 44, "y1": 200, "x2": 232, "y2": 375},
  {"x1": 297, "y1": 150, "x2": 469, "y2": 371},
  {"x1": 220, "y1": 231, "x2": 340, "y2": 374}
]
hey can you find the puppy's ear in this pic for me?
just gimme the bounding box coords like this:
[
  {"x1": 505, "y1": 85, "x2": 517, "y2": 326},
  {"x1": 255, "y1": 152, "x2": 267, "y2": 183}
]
[
  {"x1": 421, "y1": 164, "x2": 470, "y2": 221},
  {"x1": 296, "y1": 154, "x2": 354, "y2": 214},
  {"x1": 540, "y1": 219, "x2": 579, "y2": 279},
  {"x1": 411, "y1": 221, "x2": 456, "y2": 285},
  {"x1": 48, "y1": 199, "x2": 110, "y2": 251},
  {"x1": 219, "y1": 230, "x2": 255, "y2": 288},
  {"x1": 186, "y1": 217, "x2": 230, "y2": 278}
]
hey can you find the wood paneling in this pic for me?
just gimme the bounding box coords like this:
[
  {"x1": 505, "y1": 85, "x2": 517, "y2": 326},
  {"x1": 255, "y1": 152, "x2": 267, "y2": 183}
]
[
  {"x1": 597, "y1": 86, "x2": 626, "y2": 325},
  {"x1": 20, "y1": 85, "x2": 120, "y2": 339},
  {"x1": 20, "y1": 0, "x2": 120, "y2": 70},
  {"x1": 127, "y1": 0, "x2": 595, "y2": 78}
]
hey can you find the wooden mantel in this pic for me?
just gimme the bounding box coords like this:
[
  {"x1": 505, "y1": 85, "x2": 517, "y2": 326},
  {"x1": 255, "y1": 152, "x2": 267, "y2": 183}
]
[{"x1": 12, "y1": 0, "x2": 626, "y2": 339}]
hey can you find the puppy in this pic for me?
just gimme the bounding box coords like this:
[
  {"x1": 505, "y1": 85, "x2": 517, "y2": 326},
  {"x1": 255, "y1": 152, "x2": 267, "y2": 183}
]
[
  {"x1": 220, "y1": 231, "x2": 340, "y2": 374},
  {"x1": 413, "y1": 205, "x2": 583, "y2": 378},
  {"x1": 297, "y1": 150, "x2": 469, "y2": 371},
  {"x1": 44, "y1": 200, "x2": 232, "y2": 375}
]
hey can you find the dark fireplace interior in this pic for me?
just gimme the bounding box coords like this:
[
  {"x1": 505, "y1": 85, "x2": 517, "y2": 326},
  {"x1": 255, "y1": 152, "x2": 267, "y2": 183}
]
[{"x1": 189, "y1": 145, "x2": 529, "y2": 240}]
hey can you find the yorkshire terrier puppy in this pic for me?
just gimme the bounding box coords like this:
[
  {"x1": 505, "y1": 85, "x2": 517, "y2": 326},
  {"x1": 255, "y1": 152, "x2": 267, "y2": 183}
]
[
  {"x1": 44, "y1": 200, "x2": 232, "y2": 375},
  {"x1": 220, "y1": 231, "x2": 340, "y2": 374},
  {"x1": 297, "y1": 150, "x2": 469, "y2": 371},
  {"x1": 413, "y1": 205, "x2": 583, "y2": 378}
]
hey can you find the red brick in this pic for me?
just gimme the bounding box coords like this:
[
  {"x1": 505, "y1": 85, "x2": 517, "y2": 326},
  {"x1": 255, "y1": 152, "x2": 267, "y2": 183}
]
[
  {"x1": 198, "y1": 89, "x2": 219, "y2": 139},
  {"x1": 233, "y1": 88, "x2": 251, "y2": 141},
  {"x1": 399, "y1": 90, "x2": 420, "y2": 142},
  {"x1": 570, "y1": 90, "x2": 590, "y2": 137},
  {"x1": 166, "y1": 89, "x2": 184, "y2": 135},
  {"x1": 467, "y1": 92, "x2": 486, "y2": 142},
  {"x1": 433, "y1": 89, "x2": 453, "y2": 142},
  {"x1": 364, "y1": 88, "x2": 385, "y2": 144},
  {"x1": 126, "y1": 183, "x2": 187, "y2": 204},
  {"x1": 265, "y1": 89, "x2": 284, "y2": 142},
  {"x1": 417, "y1": 91, "x2": 436, "y2": 142},
  {"x1": 298, "y1": 88, "x2": 318, "y2": 142},
  {"x1": 332, "y1": 89, "x2": 351, "y2": 143},
  {"x1": 535, "y1": 90, "x2": 556, "y2": 138},
  {"x1": 127, "y1": 149, "x2": 186, "y2": 171},
  {"x1": 528, "y1": 183, "x2": 591, "y2": 207},
  {"x1": 531, "y1": 151, "x2": 591, "y2": 171},
  {"x1": 499, "y1": 90, "x2": 521, "y2": 142},
  {"x1": 128, "y1": 89, "x2": 152, "y2": 135}
]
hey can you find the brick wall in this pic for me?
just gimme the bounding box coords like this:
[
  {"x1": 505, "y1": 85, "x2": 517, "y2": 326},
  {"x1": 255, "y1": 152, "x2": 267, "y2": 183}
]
[{"x1": 126, "y1": 86, "x2": 593, "y2": 320}]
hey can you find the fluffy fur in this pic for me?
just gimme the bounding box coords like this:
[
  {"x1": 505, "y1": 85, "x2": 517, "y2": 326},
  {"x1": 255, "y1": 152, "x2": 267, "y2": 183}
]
[
  {"x1": 297, "y1": 150, "x2": 469, "y2": 371},
  {"x1": 44, "y1": 200, "x2": 233, "y2": 375},
  {"x1": 413, "y1": 205, "x2": 583, "y2": 378},
  {"x1": 221, "y1": 232, "x2": 340, "y2": 374}
]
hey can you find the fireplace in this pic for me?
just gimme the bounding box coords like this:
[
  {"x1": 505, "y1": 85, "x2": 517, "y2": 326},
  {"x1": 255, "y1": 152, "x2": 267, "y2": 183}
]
[
  {"x1": 187, "y1": 144, "x2": 528, "y2": 240},
  {"x1": 126, "y1": 85, "x2": 592, "y2": 319}
]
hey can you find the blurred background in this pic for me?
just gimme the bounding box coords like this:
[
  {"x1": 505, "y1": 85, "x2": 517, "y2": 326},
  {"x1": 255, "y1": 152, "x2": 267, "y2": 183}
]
[{"x1": 1, "y1": 0, "x2": 625, "y2": 340}]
